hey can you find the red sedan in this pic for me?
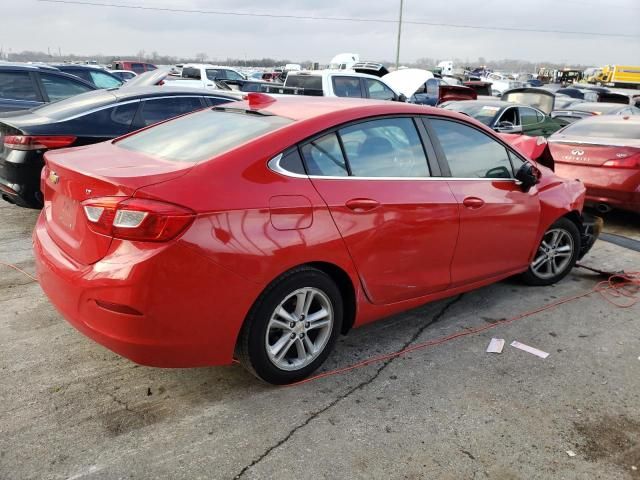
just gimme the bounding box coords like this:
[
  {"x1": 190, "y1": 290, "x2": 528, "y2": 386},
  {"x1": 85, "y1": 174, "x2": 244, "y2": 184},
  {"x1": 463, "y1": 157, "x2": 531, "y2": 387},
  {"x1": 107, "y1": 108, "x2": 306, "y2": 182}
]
[
  {"x1": 34, "y1": 94, "x2": 597, "y2": 384},
  {"x1": 549, "y1": 115, "x2": 640, "y2": 214}
]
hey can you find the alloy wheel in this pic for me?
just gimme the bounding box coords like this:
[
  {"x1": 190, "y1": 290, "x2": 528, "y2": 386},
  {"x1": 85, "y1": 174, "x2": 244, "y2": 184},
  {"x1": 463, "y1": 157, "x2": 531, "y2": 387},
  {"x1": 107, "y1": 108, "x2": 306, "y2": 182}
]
[
  {"x1": 530, "y1": 228, "x2": 575, "y2": 280},
  {"x1": 265, "y1": 287, "x2": 334, "y2": 371}
]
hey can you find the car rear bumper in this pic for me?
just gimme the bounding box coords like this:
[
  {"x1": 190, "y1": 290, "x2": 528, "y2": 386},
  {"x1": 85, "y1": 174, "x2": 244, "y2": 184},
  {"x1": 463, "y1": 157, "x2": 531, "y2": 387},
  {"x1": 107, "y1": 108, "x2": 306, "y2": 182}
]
[
  {"x1": 555, "y1": 162, "x2": 640, "y2": 213},
  {"x1": 33, "y1": 212, "x2": 258, "y2": 367},
  {"x1": 0, "y1": 151, "x2": 43, "y2": 208}
]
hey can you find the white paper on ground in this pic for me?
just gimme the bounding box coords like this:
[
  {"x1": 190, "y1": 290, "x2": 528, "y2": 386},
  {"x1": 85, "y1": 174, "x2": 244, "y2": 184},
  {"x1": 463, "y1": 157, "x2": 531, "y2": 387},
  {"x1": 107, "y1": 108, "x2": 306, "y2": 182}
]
[
  {"x1": 510, "y1": 341, "x2": 550, "y2": 359},
  {"x1": 486, "y1": 338, "x2": 505, "y2": 354}
]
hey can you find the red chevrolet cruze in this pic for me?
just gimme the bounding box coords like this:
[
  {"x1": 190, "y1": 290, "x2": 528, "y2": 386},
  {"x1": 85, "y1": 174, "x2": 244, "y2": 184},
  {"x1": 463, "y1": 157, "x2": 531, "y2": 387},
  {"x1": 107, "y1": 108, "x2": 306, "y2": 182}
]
[
  {"x1": 34, "y1": 94, "x2": 597, "y2": 384},
  {"x1": 549, "y1": 115, "x2": 640, "y2": 214}
]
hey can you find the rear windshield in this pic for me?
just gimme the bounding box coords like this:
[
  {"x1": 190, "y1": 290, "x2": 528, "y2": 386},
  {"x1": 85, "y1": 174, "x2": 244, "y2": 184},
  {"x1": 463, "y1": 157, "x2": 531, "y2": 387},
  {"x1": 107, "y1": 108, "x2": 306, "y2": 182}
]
[
  {"x1": 561, "y1": 120, "x2": 640, "y2": 140},
  {"x1": 286, "y1": 75, "x2": 323, "y2": 90},
  {"x1": 116, "y1": 109, "x2": 292, "y2": 163}
]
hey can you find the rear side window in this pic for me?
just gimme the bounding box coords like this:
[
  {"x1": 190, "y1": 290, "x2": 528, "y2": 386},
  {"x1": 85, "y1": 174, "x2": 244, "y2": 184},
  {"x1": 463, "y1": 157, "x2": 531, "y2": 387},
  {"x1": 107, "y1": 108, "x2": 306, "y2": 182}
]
[
  {"x1": 0, "y1": 71, "x2": 37, "y2": 101},
  {"x1": 203, "y1": 96, "x2": 234, "y2": 106},
  {"x1": 364, "y1": 79, "x2": 395, "y2": 101},
  {"x1": 117, "y1": 110, "x2": 292, "y2": 163},
  {"x1": 68, "y1": 102, "x2": 138, "y2": 136},
  {"x1": 332, "y1": 77, "x2": 362, "y2": 98},
  {"x1": 286, "y1": 75, "x2": 322, "y2": 90},
  {"x1": 137, "y1": 96, "x2": 204, "y2": 127},
  {"x1": 519, "y1": 107, "x2": 540, "y2": 126},
  {"x1": 40, "y1": 74, "x2": 93, "y2": 102},
  {"x1": 300, "y1": 133, "x2": 348, "y2": 176},
  {"x1": 183, "y1": 67, "x2": 201, "y2": 80},
  {"x1": 431, "y1": 119, "x2": 513, "y2": 179},
  {"x1": 131, "y1": 63, "x2": 145, "y2": 74},
  {"x1": 339, "y1": 118, "x2": 429, "y2": 177}
]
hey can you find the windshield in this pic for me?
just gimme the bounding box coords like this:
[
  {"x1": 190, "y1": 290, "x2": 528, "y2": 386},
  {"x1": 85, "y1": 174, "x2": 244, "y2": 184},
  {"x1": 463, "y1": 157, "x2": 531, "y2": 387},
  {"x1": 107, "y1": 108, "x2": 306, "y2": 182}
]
[
  {"x1": 443, "y1": 103, "x2": 500, "y2": 126},
  {"x1": 117, "y1": 109, "x2": 292, "y2": 163}
]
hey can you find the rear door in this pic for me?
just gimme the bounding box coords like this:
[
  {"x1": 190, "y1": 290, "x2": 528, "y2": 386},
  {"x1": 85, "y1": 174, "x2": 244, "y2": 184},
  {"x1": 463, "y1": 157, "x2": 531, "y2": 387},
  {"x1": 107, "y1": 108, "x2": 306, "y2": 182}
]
[
  {"x1": 425, "y1": 117, "x2": 540, "y2": 286},
  {"x1": 302, "y1": 116, "x2": 459, "y2": 305}
]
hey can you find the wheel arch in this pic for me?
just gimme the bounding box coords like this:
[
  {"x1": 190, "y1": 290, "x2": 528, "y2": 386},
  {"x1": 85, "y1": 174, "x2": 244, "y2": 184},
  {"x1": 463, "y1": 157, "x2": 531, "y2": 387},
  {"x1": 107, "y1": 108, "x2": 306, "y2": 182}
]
[{"x1": 307, "y1": 261, "x2": 357, "y2": 335}]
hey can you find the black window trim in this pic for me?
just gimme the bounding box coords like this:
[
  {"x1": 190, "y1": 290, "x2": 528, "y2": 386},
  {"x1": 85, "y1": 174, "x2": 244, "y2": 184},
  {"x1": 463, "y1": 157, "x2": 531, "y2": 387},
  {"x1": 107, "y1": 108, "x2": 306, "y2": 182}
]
[
  {"x1": 269, "y1": 114, "x2": 442, "y2": 180},
  {"x1": 421, "y1": 115, "x2": 530, "y2": 181}
]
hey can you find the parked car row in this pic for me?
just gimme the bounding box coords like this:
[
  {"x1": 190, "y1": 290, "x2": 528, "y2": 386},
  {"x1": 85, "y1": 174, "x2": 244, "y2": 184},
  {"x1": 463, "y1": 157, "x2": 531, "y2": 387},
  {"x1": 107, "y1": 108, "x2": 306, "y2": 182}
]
[{"x1": 30, "y1": 93, "x2": 601, "y2": 384}]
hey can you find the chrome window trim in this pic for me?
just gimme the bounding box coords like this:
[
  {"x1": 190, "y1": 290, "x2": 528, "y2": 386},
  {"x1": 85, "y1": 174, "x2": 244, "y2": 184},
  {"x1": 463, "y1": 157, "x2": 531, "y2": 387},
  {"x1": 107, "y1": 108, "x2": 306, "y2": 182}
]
[
  {"x1": 61, "y1": 98, "x2": 141, "y2": 121},
  {"x1": 60, "y1": 95, "x2": 214, "y2": 122},
  {"x1": 268, "y1": 153, "x2": 516, "y2": 182}
]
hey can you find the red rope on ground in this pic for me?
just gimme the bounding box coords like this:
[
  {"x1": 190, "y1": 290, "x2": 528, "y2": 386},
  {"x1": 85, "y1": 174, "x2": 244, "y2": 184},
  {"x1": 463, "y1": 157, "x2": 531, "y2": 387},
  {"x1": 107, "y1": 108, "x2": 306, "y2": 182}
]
[
  {"x1": 286, "y1": 270, "x2": 640, "y2": 387},
  {"x1": 0, "y1": 261, "x2": 38, "y2": 282},
  {"x1": 2, "y1": 260, "x2": 638, "y2": 385}
]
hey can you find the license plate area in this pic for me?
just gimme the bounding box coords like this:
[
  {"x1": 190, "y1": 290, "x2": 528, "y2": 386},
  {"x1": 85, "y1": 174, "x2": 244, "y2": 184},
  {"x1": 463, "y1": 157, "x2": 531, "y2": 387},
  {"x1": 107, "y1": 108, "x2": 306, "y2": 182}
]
[{"x1": 53, "y1": 195, "x2": 77, "y2": 231}]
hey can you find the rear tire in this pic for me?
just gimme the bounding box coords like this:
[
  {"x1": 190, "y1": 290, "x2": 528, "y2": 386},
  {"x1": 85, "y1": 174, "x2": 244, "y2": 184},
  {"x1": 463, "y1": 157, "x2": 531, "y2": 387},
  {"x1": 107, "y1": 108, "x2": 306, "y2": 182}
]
[
  {"x1": 236, "y1": 267, "x2": 343, "y2": 385},
  {"x1": 522, "y1": 217, "x2": 580, "y2": 286}
]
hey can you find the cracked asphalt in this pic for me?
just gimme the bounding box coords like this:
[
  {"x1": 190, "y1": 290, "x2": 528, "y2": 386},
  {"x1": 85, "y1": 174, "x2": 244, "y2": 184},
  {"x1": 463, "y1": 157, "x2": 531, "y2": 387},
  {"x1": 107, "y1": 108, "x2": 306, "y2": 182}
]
[{"x1": 1, "y1": 202, "x2": 639, "y2": 480}]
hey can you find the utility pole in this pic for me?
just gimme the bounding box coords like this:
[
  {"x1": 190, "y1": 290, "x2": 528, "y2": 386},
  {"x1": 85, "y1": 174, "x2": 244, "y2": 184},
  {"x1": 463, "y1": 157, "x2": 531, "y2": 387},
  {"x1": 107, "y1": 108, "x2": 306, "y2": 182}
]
[{"x1": 395, "y1": 0, "x2": 404, "y2": 70}]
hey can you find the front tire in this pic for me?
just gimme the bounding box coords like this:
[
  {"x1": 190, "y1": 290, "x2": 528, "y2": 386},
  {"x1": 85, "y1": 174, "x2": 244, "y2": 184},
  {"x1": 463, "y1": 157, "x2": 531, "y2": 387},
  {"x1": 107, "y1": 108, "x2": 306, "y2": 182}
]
[
  {"x1": 236, "y1": 267, "x2": 343, "y2": 385},
  {"x1": 522, "y1": 217, "x2": 580, "y2": 286}
]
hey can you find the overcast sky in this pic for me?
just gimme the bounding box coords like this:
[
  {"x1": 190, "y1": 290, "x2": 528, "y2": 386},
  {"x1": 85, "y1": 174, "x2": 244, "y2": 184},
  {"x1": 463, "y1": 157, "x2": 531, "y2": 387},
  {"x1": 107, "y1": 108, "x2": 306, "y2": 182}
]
[{"x1": 3, "y1": 0, "x2": 640, "y2": 65}]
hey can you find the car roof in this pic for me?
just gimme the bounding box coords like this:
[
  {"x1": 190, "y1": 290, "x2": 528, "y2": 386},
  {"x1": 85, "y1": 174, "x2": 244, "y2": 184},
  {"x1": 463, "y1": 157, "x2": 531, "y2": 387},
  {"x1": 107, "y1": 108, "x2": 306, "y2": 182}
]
[
  {"x1": 446, "y1": 99, "x2": 513, "y2": 108},
  {"x1": 51, "y1": 64, "x2": 105, "y2": 71},
  {"x1": 565, "y1": 102, "x2": 624, "y2": 111},
  {"x1": 111, "y1": 86, "x2": 242, "y2": 101},
  {"x1": 0, "y1": 63, "x2": 59, "y2": 72},
  {"x1": 227, "y1": 95, "x2": 461, "y2": 123}
]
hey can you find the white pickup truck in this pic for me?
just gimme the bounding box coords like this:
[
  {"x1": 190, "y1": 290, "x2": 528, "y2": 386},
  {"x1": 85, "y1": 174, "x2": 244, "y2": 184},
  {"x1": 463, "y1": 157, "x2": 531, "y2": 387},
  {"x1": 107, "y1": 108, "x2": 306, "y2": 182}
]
[
  {"x1": 262, "y1": 68, "x2": 406, "y2": 101},
  {"x1": 163, "y1": 63, "x2": 247, "y2": 90}
]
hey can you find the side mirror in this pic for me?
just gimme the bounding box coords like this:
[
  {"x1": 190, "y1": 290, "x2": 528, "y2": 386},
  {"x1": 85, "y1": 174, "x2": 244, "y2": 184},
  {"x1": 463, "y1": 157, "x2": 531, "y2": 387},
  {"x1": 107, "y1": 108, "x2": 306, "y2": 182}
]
[
  {"x1": 396, "y1": 93, "x2": 408, "y2": 102},
  {"x1": 515, "y1": 161, "x2": 541, "y2": 192},
  {"x1": 495, "y1": 121, "x2": 523, "y2": 134}
]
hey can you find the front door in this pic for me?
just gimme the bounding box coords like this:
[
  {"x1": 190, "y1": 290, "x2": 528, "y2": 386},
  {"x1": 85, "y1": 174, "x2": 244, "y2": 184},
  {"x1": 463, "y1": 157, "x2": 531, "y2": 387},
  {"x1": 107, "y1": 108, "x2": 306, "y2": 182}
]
[
  {"x1": 426, "y1": 117, "x2": 541, "y2": 286},
  {"x1": 301, "y1": 117, "x2": 460, "y2": 305}
]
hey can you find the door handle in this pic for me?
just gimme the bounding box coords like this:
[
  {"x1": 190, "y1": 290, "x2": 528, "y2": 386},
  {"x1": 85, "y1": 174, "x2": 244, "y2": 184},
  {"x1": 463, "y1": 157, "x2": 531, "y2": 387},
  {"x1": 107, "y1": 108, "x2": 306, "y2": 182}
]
[
  {"x1": 462, "y1": 196, "x2": 485, "y2": 209},
  {"x1": 345, "y1": 198, "x2": 380, "y2": 212}
]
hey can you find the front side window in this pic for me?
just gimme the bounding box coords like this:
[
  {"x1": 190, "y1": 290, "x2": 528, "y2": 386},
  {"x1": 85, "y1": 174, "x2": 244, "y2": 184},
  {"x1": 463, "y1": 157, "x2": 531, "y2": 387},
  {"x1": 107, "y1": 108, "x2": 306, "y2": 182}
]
[
  {"x1": 332, "y1": 76, "x2": 362, "y2": 98},
  {"x1": 0, "y1": 72, "x2": 37, "y2": 101},
  {"x1": 40, "y1": 74, "x2": 93, "y2": 102},
  {"x1": 431, "y1": 119, "x2": 513, "y2": 179},
  {"x1": 138, "y1": 97, "x2": 204, "y2": 127},
  {"x1": 300, "y1": 133, "x2": 348, "y2": 177},
  {"x1": 90, "y1": 71, "x2": 122, "y2": 89},
  {"x1": 364, "y1": 79, "x2": 395, "y2": 101},
  {"x1": 339, "y1": 118, "x2": 428, "y2": 177}
]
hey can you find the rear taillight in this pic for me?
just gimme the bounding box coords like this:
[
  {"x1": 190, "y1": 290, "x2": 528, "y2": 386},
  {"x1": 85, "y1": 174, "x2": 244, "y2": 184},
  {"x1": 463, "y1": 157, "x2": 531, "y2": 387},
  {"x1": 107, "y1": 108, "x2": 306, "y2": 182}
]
[
  {"x1": 602, "y1": 154, "x2": 640, "y2": 169},
  {"x1": 4, "y1": 135, "x2": 76, "y2": 151},
  {"x1": 81, "y1": 197, "x2": 195, "y2": 242}
]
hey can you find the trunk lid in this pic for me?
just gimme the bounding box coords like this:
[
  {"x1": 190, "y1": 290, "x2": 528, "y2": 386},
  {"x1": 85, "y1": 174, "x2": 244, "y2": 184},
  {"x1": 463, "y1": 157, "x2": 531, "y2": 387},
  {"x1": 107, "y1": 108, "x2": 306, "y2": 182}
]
[
  {"x1": 501, "y1": 87, "x2": 556, "y2": 115},
  {"x1": 43, "y1": 141, "x2": 193, "y2": 265},
  {"x1": 438, "y1": 85, "x2": 477, "y2": 104},
  {"x1": 548, "y1": 141, "x2": 640, "y2": 167},
  {"x1": 382, "y1": 69, "x2": 434, "y2": 98}
]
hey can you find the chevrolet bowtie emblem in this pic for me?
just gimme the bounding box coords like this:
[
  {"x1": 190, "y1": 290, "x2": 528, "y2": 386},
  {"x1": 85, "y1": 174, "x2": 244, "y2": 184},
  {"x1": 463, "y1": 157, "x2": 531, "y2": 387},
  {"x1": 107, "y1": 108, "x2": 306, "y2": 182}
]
[{"x1": 49, "y1": 171, "x2": 59, "y2": 185}]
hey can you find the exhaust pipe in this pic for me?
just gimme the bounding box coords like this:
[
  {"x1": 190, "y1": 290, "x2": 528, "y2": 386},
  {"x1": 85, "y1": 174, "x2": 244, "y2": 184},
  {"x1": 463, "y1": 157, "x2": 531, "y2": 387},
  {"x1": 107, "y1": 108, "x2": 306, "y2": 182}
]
[{"x1": 595, "y1": 203, "x2": 612, "y2": 214}]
